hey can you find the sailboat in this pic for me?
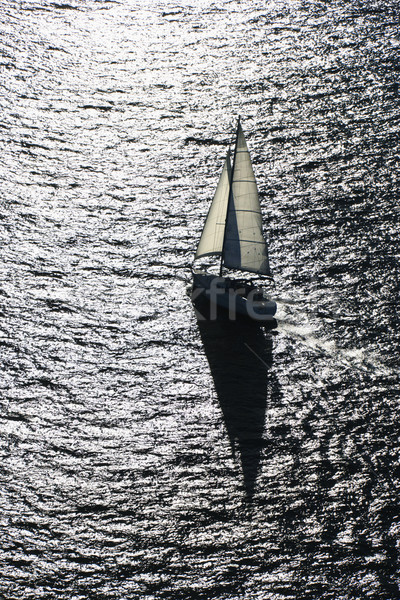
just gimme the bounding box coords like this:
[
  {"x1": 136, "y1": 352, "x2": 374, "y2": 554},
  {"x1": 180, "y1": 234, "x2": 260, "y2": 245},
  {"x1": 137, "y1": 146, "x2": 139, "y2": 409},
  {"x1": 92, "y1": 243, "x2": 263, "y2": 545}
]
[{"x1": 192, "y1": 118, "x2": 277, "y2": 323}]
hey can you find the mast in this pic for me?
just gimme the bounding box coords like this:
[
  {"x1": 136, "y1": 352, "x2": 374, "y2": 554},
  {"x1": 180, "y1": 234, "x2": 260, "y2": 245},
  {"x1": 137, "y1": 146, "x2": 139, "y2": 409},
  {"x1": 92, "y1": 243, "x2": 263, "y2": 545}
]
[{"x1": 219, "y1": 116, "x2": 240, "y2": 277}]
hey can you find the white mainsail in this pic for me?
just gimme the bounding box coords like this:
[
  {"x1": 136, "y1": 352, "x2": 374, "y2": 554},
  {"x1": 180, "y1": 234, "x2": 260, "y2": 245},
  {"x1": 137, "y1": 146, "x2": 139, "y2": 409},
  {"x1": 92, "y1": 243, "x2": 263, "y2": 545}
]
[
  {"x1": 195, "y1": 153, "x2": 231, "y2": 259},
  {"x1": 223, "y1": 122, "x2": 271, "y2": 276}
]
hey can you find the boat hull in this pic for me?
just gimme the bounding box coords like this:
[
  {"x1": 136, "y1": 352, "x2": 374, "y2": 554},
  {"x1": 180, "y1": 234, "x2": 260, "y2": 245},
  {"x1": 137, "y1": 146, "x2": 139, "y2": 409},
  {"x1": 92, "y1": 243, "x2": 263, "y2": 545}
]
[{"x1": 192, "y1": 272, "x2": 277, "y2": 323}]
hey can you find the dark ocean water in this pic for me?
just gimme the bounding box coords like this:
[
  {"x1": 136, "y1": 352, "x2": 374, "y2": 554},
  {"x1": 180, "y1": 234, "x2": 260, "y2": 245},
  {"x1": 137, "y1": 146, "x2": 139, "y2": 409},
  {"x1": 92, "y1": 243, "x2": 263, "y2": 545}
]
[{"x1": 1, "y1": 0, "x2": 399, "y2": 598}]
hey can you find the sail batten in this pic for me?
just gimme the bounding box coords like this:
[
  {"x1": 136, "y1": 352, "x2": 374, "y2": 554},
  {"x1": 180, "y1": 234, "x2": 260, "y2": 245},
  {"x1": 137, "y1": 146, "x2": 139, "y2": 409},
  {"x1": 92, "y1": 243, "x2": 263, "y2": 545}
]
[
  {"x1": 225, "y1": 238, "x2": 266, "y2": 244},
  {"x1": 228, "y1": 209, "x2": 262, "y2": 214}
]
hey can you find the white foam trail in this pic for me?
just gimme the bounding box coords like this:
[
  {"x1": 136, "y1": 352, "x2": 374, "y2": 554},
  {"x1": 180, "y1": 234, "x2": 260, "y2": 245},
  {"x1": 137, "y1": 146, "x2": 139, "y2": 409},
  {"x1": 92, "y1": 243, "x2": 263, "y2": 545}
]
[{"x1": 275, "y1": 303, "x2": 395, "y2": 378}]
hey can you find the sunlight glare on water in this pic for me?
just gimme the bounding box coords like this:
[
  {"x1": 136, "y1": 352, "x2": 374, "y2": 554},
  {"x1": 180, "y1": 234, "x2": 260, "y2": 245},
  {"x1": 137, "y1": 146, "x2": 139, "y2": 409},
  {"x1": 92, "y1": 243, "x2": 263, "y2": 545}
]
[{"x1": 0, "y1": 0, "x2": 399, "y2": 599}]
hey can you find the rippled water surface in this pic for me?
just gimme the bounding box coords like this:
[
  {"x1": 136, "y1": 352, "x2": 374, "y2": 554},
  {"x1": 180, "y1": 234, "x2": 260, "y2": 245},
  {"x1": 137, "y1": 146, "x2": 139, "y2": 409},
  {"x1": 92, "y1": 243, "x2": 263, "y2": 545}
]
[{"x1": 1, "y1": 0, "x2": 400, "y2": 598}]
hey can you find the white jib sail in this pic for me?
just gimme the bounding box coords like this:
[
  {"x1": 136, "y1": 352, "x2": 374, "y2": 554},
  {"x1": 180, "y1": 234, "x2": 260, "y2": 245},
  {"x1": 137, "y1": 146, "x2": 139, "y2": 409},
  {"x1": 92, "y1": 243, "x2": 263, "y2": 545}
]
[
  {"x1": 223, "y1": 123, "x2": 271, "y2": 276},
  {"x1": 195, "y1": 153, "x2": 231, "y2": 259}
]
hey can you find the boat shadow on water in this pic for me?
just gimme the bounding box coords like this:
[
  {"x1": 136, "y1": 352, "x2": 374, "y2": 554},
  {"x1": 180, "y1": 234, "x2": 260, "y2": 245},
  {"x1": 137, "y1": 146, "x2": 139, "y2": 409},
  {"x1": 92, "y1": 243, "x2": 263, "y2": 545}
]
[{"x1": 195, "y1": 299, "x2": 278, "y2": 501}]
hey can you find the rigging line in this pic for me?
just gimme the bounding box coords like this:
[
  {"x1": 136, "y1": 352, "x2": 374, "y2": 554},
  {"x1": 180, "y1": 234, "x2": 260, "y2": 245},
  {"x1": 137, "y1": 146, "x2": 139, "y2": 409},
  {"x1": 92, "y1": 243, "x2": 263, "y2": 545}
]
[{"x1": 244, "y1": 343, "x2": 271, "y2": 370}]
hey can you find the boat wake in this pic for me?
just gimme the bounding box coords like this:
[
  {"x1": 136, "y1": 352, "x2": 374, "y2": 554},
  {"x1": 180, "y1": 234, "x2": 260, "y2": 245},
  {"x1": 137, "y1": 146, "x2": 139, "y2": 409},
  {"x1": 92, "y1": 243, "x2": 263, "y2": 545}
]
[{"x1": 275, "y1": 302, "x2": 396, "y2": 378}]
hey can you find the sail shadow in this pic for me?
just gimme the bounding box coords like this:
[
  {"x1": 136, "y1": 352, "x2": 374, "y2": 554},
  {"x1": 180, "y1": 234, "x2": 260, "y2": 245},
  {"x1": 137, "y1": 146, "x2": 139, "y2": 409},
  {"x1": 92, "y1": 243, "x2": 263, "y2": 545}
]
[{"x1": 197, "y1": 312, "x2": 274, "y2": 500}]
